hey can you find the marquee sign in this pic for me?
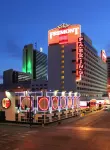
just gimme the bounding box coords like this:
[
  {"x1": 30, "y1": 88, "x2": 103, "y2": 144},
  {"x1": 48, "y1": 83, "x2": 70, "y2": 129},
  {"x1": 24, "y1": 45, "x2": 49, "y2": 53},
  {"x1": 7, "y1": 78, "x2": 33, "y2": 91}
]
[{"x1": 48, "y1": 24, "x2": 81, "y2": 45}]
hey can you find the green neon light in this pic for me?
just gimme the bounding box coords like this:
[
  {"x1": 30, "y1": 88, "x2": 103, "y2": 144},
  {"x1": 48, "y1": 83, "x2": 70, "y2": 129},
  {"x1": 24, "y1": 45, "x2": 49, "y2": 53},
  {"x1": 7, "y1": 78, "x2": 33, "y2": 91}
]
[{"x1": 27, "y1": 61, "x2": 32, "y2": 73}]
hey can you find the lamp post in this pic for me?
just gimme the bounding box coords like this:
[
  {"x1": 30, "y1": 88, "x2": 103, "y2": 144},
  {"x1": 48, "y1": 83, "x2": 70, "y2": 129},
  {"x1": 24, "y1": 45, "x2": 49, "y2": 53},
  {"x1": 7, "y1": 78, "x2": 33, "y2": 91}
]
[{"x1": 30, "y1": 94, "x2": 32, "y2": 128}]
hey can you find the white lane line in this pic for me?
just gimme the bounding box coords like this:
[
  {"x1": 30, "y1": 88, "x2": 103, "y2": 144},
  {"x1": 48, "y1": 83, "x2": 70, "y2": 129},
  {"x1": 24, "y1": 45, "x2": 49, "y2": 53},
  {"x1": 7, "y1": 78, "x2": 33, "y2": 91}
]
[{"x1": 2, "y1": 134, "x2": 8, "y2": 136}]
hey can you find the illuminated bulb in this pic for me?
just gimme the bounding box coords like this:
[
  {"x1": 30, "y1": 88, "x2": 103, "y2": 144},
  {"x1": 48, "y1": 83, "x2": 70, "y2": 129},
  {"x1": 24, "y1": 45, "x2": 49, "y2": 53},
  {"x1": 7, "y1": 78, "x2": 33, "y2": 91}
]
[
  {"x1": 54, "y1": 91, "x2": 57, "y2": 96},
  {"x1": 69, "y1": 92, "x2": 72, "y2": 96},
  {"x1": 40, "y1": 47, "x2": 43, "y2": 52},
  {"x1": 5, "y1": 91, "x2": 11, "y2": 98},
  {"x1": 74, "y1": 92, "x2": 77, "y2": 97},
  {"x1": 62, "y1": 91, "x2": 65, "y2": 96}
]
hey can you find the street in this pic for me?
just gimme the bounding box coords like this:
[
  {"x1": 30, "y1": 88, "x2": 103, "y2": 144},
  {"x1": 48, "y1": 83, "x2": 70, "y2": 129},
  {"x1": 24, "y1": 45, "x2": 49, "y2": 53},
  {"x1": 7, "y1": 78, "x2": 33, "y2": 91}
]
[{"x1": 0, "y1": 110, "x2": 110, "y2": 150}]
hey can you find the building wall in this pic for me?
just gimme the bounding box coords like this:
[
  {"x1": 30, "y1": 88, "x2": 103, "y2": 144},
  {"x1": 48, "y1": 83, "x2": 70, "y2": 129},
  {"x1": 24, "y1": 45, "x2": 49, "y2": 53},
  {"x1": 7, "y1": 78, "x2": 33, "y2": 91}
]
[
  {"x1": 63, "y1": 44, "x2": 76, "y2": 91},
  {"x1": 3, "y1": 69, "x2": 31, "y2": 85},
  {"x1": 0, "y1": 92, "x2": 16, "y2": 121},
  {"x1": 22, "y1": 44, "x2": 33, "y2": 78},
  {"x1": 35, "y1": 50, "x2": 47, "y2": 80},
  {"x1": 31, "y1": 79, "x2": 48, "y2": 91},
  {"x1": 48, "y1": 43, "x2": 76, "y2": 92},
  {"x1": 48, "y1": 44, "x2": 63, "y2": 91},
  {"x1": 76, "y1": 34, "x2": 107, "y2": 97},
  {"x1": 3, "y1": 69, "x2": 13, "y2": 85},
  {"x1": 22, "y1": 44, "x2": 47, "y2": 80}
]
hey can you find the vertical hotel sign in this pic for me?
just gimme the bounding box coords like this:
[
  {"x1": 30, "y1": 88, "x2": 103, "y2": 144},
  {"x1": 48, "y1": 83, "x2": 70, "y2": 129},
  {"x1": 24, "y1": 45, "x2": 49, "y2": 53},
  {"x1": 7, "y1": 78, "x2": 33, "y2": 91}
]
[{"x1": 76, "y1": 37, "x2": 84, "y2": 81}]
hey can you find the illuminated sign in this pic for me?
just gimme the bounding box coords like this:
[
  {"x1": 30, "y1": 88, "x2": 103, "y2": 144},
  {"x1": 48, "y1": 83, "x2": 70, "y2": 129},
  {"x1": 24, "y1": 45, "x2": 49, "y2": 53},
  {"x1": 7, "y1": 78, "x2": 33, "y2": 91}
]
[
  {"x1": 51, "y1": 96, "x2": 59, "y2": 110},
  {"x1": 67, "y1": 97, "x2": 72, "y2": 108},
  {"x1": 108, "y1": 92, "x2": 110, "y2": 99},
  {"x1": 2, "y1": 98, "x2": 11, "y2": 109},
  {"x1": 38, "y1": 97, "x2": 49, "y2": 111},
  {"x1": 20, "y1": 96, "x2": 34, "y2": 112},
  {"x1": 50, "y1": 28, "x2": 79, "y2": 39},
  {"x1": 60, "y1": 96, "x2": 66, "y2": 109},
  {"x1": 77, "y1": 37, "x2": 84, "y2": 78},
  {"x1": 101, "y1": 50, "x2": 107, "y2": 63},
  {"x1": 48, "y1": 24, "x2": 81, "y2": 45}
]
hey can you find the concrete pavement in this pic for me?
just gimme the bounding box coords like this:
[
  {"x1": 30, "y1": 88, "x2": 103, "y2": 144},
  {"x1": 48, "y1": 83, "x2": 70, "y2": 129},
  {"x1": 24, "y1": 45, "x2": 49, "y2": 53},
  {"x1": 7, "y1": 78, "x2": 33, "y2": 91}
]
[{"x1": 0, "y1": 110, "x2": 110, "y2": 150}]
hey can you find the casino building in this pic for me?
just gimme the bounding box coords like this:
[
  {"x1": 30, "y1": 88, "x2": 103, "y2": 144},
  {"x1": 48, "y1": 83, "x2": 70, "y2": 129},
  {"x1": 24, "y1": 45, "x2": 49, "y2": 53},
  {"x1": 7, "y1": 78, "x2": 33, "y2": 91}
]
[{"x1": 48, "y1": 23, "x2": 107, "y2": 98}]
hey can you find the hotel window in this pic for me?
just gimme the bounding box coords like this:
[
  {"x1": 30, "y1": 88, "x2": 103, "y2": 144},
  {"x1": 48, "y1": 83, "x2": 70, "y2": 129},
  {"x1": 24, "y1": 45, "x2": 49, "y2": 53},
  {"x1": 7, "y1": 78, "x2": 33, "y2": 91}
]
[
  {"x1": 61, "y1": 60, "x2": 64, "y2": 63},
  {"x1": 61, "y1": 71, "x2": 64, "y2": 74},
  {"x1": 61, "y1": 45, "x2": 64, "y2": 48},
  {"x1": 61, "y1": 76, "x2": 64, "y2": 79},
  {"x1": 61, "y1": 65, "x2": 64, "y2": 68},
  {"x1": 61, "y1": 86, "x2": 64, "y2": 89},
  {"x1": 61, "y1": 55, "x2": 64, "y2": 58},
  {"x1": 61, "y1": 50, "x2": 64, "y2": 53},
  {"x1": 61, "y1": 81, "x2": 64, "y2": 84}
]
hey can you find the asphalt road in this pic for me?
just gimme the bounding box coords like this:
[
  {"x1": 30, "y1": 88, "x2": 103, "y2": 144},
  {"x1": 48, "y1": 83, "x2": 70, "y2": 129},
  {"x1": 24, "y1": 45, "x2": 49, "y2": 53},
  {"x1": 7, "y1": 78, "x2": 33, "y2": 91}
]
[{"x1": 0, "y1": 110, "x2": 110, "y2": 150}]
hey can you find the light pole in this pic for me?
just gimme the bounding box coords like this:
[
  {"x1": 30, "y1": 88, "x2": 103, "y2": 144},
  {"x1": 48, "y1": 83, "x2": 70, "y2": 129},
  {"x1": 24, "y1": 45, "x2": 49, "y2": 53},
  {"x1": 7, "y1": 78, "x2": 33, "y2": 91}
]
[
  {"x1": 30, "y1": 94, "x2": 31, "y2": 128},
  {"x1": 43, "y1": 90, "x2": 46, "y2": 126}
]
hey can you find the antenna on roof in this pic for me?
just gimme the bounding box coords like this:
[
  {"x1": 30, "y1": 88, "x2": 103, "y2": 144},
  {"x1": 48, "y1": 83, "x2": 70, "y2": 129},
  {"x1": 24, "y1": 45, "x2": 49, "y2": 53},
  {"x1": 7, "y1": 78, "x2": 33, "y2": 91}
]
[
  {"x1": 35, "y1": 42, "x2": 37, "y2": 49},
  {"x1": 40, "y1": 47, "x2": 43, "y2": 52}
]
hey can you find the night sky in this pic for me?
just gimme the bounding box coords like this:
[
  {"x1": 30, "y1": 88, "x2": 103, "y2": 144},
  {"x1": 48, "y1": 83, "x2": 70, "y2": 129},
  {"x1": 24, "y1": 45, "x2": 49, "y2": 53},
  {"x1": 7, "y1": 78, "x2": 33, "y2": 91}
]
[{"x1": 0, "y1": 0, "x2": 110, "y2": 83}]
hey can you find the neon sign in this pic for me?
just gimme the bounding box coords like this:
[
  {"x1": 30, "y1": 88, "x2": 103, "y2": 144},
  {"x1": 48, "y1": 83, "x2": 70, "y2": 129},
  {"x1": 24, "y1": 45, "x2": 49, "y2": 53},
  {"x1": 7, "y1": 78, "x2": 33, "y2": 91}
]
[
  {"x1": 2, "y1": 98, "x2": 11, "y2": 109},
  {"x1": 101, "y1": 50, "x2": 107, "y2": 63},
  {"x1": 78, "y1": 37, "x2": 84, "y2": 76},
  {"x1": 38, "y1": 97, "x2": 49, "y2": 111},
  {"x1": 49, "y1": 28, "x2": 79, "y2": 39},
  {"x1": 51, "y1": 96, "x2": 59, "y2": 110},
  {"x1": 60, "y1": 96, "x2": 66, "y2": 109},
  {"x1": 48, "y1": 24, "x2": 81, "y2": 45}
]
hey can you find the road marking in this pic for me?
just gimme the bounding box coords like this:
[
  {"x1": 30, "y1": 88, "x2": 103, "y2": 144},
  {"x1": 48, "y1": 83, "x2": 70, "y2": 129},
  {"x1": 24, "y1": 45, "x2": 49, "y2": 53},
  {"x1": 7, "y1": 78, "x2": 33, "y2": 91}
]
[{"x1": 2, "y1": 134, "x2": 8, "y2": 136}]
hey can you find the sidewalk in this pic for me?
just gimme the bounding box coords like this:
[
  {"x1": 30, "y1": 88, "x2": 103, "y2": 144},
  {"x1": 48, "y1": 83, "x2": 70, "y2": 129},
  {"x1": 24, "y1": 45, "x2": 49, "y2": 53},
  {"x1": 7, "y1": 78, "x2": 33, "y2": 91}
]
[{"x1": 0, "y1": 109, "x2": 102, "y2": 128}]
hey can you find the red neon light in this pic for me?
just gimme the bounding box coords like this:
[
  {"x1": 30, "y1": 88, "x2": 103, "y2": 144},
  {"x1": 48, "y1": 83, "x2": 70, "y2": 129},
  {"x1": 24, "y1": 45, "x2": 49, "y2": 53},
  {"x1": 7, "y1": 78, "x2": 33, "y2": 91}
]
[
  {"x1": 77, "y1": 37, "x2": 84, "y2": 77},
  {"x1": 52, "y1": 96, "x2": 58, "y2": 110},
  {"x1": 20, "y1": 96, "x2": 33, "y2": 110},
  {"x1": 108, "y1": 92, "x2": 110, "y2": 98},
  {"x1": 2, "y1": 98, "x2": 11, "y2": 109},
  {"x1": 38, "y1": 97, "x2": 49, "y2": 111},
  {"x1": 101, "y1": 50, "x2": 107, "y2": 63},
  {"x1": 60, "y1": 96, "x2": 66, "y2": 109},
  {"x1": 68, "y1": 97, "x2": 72, "y2": 108}
]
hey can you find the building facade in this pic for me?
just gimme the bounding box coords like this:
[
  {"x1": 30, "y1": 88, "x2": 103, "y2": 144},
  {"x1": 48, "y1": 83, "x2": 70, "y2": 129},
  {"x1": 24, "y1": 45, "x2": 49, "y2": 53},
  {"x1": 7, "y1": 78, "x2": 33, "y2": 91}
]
[
  {"x1": 3, "y1": 69, "x2": 31, "y2": 85},
  {"x1": 48, "y1": 23, "x2": 107, "y2": 97},
  {"x1": 107, "y1": 57, "x2": 110, "y2": 85},
  {"x1": 22, "y1": 44, "x2": 47, "y2": 80}
]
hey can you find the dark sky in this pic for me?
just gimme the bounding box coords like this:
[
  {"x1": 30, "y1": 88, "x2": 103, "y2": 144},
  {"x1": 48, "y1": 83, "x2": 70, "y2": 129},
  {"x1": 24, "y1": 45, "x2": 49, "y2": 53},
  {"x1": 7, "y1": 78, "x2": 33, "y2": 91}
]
[{"x1": 0, "y1": 0, "x2": 110, "y2": 82}]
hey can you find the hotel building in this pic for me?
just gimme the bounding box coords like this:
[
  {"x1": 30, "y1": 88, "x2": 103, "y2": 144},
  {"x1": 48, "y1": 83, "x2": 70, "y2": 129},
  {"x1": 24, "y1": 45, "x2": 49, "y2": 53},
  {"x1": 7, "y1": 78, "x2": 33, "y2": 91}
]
[
  {"x1": 22, "y1": 44, "x2": 47, "y2": 80},
  {"x1": 48, "y1": 23, "x2": 107, "y2": 97},
  {"x1": 107, "y1": 57, "x2": 110, "y2": 85}
]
